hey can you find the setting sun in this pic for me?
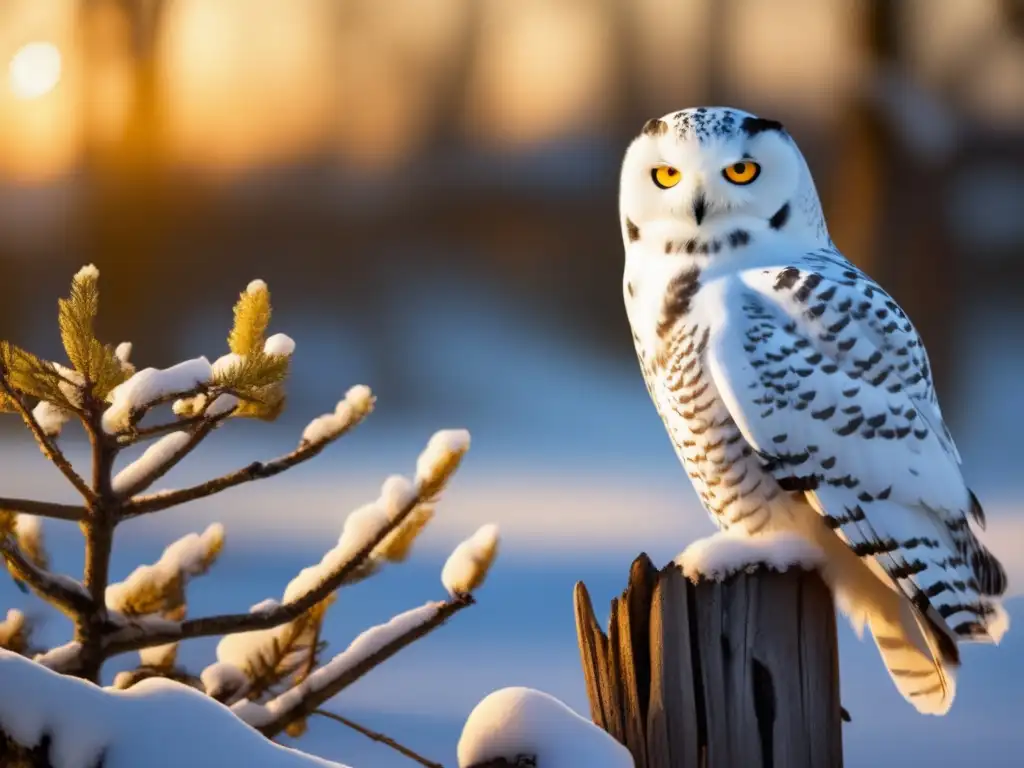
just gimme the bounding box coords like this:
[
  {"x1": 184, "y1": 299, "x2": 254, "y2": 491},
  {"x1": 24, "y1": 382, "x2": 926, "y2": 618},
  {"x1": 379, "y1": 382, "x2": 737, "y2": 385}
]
[{"x1": 8, "y1": 41, "x2": 62, "y2": 100}]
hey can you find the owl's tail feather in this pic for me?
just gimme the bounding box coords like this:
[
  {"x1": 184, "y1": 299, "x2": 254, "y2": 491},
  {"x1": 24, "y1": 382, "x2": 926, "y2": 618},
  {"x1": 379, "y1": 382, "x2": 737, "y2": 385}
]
[{"x1": 868, "y1": 600, "x2": 959, "y2": 716}]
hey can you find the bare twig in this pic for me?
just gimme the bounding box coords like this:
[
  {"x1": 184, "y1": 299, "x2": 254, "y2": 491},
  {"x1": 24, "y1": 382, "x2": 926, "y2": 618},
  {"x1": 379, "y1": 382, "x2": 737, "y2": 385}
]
[
  {"x1": 0, "y1": 538, "x2": 93, "y2": 616},
  {"x1": 312, "y1": 709, "x2": 444, "y2": 768},
  {"x1": 119, "y1": 413, "x2": 206, "y2": 444},
  {"x1": 104, "y1": 490, "x2": 435, "y2": 657},
  {"x1": 257, "y1": 595, "x2": 474, "y2": 738},
  {"x1": 0, "y1": 497, "x2": 87, "y2": 522},
  {"x1": 0, "y1": 370, "x2": 96, "y2": 503},
  {"x1": 120, "y1": 438, "x2": 334, "y2": 520}
]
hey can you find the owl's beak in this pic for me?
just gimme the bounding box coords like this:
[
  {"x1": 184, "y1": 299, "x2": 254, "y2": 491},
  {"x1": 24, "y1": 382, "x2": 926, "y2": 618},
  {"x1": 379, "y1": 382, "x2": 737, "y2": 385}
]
[{"x1": 692, "y1": 190, "x2": 708, "y2": 226}]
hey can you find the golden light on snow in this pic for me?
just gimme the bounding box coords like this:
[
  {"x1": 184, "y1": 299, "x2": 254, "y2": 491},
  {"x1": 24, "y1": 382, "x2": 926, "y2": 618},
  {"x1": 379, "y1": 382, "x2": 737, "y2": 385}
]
[{"x1": 8, "y1": 42, "x2": 63, "y2": 100}]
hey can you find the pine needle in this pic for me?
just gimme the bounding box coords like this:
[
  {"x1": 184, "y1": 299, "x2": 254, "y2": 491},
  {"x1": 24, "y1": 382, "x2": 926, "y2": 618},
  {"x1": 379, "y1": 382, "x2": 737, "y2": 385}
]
[
  {"x1": 55, "y1": 267, "x2": 128, "y2": 398},
  {"x1": 214, "y1": 351, "x2": 289, "y2": 393},
  {"x1": 228, "y1": 282, "x2": 272, "y2": 356},
  {"x1": 0, "y1": 342, "x2": 73, "y2": 408}
]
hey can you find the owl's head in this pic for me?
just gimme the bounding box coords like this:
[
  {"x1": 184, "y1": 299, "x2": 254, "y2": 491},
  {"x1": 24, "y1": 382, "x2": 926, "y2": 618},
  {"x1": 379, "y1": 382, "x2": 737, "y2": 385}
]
[{"x1": 619, "y1": 107, "x2": 829, "y2": 256}]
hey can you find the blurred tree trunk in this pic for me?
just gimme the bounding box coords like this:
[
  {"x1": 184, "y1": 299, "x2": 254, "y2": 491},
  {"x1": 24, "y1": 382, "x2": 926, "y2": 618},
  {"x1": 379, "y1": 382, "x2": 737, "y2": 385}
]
[
  {"x1": 824, "y1": 0, "x2": 956, "y2": 398},
  {"x1": 76, "y1": 0, "x2": 192, "y2": 361}
]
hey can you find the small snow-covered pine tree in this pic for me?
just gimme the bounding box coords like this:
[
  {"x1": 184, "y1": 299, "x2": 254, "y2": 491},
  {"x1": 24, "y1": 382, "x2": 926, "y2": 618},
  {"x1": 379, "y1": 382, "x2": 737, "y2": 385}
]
[{"x1": 0, "y1": 266, "x2": 499, "y2": 766}]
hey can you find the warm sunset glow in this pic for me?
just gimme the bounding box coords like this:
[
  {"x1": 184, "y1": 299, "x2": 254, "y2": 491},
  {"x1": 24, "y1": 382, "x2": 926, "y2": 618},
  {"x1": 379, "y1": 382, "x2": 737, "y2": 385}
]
[{"x1": 7, "y1": 41, "x2": 62, "y2": 100}]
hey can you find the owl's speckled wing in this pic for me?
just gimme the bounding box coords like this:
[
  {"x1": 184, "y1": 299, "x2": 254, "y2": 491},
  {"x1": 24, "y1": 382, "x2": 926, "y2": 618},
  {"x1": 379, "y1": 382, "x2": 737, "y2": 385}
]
[{"x1": 706, "y1": 247, "x2": 1006, "y2": 642}]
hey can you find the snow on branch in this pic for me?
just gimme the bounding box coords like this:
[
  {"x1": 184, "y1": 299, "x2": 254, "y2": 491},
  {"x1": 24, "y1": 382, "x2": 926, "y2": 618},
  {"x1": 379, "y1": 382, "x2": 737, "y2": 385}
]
[
  {"x1": 0, "y1": 649, "x2": 352, "y2": 768},
  {"x1": 32, "y1": 399, "x2": 71, "y2": 437},
  {"x1": 111, "y1": 431, "x2": 193, "y2": 497},
  {"x1": 223, "y1": 521, "x2": 498, "y2": 739},
  {"x1": 106, "y1": 524, "x2": 224, "y2": 620},
  {"x1": 104, "y1": 525, "x2": 224, "y2": 672},
  {"x1": 300, "y1": 385, "x2": 375, "y2": 446},
  {"x1": 102, "y1": 357, "x2": 214, "y2": 434},
  {"x1": 104, "y1": 429, "x2": 471, "y2": 659},
  {"x1": 442, "y1": 524, "x2": 500, "y2": 596},
  {"x1": 105, "y1": 433, "x2": 472, "y2": 663},
  {"x1": 675, "y1": 529, "x2": 826, "y2": 583},
  {"x1": 207, "y1": 479, "x2": 437, "y2": 712},
  {"x1": 457, "y1": 687, "x2": 634, "y2": 768}
]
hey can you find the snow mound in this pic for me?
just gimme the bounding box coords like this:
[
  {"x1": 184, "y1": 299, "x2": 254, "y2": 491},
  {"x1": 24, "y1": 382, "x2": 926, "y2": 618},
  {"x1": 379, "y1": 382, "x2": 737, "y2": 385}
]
[
  {"x1": 0, "y1": 651, "x2": 346, "y2": 765},
  {"x1": 675, "y1": 530, "x2": 825, "y2": 582},
  {"x1": 457, "y1": 686, "x2": 633, "y2": 768},
  {"x1": 0, "y1": 650, "x2": 347, "y2": 767}
]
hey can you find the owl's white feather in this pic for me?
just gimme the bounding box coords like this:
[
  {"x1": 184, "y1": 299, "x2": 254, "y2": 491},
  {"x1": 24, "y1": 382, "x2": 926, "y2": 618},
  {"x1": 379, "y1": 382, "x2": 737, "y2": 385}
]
[{"x1": 620, "y1": 107, "x2": 1008, "y2": 716}]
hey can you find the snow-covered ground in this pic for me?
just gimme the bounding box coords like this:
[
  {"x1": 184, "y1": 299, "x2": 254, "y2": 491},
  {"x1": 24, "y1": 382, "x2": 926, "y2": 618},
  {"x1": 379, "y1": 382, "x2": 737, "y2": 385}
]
[{"x1": 1, "y1": 287, "x2": 1021, "y2": 767}]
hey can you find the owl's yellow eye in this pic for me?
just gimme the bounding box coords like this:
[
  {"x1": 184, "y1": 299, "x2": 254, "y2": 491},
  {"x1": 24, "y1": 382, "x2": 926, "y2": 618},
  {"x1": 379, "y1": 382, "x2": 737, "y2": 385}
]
[
  {"x1": 723, "y1": 160, "x2": 761, "y2": 185},
  {"x1": 651, "y1": 165, "x2": 682, "y2": 189}
]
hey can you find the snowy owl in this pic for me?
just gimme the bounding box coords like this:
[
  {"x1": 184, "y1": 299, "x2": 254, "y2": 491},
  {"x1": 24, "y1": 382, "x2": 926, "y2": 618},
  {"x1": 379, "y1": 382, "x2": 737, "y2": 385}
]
[{"x1": 620, "y1": 106, "x2": 1008, "y2": 715}]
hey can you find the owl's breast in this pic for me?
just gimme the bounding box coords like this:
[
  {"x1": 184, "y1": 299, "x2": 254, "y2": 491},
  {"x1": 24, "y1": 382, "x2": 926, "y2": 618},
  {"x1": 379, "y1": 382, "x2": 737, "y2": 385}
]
[{"x1": 650, "y1": 321, "x2": 784, "y2": 534}]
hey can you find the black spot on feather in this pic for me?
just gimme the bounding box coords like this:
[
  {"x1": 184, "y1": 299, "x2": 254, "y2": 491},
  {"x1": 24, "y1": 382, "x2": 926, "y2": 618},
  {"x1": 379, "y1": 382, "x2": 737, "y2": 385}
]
[
  {"x1": 656, "y1": 267, "x2": 701, "y2": 339},
  {"x1": 741, "y1": 116, "x2": 785, "y2": 137},
  {"x1": 768, "y1": 203, "x2": 791, "y2": 230},
  {"x1": 625, "y1": 218, "x2": 640, "y2": 242}
]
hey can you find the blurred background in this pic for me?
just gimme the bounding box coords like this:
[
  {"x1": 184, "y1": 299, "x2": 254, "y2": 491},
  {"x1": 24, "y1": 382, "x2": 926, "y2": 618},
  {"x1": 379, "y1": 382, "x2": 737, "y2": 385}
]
[{"x1": 1, "y1": 0, "x2": 1023, "y2": 765}]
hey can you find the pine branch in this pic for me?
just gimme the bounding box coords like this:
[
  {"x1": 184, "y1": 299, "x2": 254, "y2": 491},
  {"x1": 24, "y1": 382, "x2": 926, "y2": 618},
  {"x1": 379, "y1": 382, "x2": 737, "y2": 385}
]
[
  {"x1": 0, "y1": 497, "x2": 87, "y2": 522},
  {"x1": 0, "y1": 537, "x2": 93, "y2": 616},
  {"x1": 0, "y1": 369, "x2": 96, "y2": 503},
  {"x1": 255, "y1": 596, "x2": 474, "y2": 739},
  {"x1": 104, "y1": 488, "x2": 434, "y2": 657},
  {"x1": 120, "y1": 437, "x2": 336, "y2": 521},
  {"x1": 311, "y1": 709, "x2": 444, "y2": 768}
]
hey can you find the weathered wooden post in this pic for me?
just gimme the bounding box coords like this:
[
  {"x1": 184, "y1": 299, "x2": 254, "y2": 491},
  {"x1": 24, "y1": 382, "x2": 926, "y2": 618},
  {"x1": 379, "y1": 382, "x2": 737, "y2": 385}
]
[{"x1": 574, "y1": 554, "x2": 844, "y2": 768}]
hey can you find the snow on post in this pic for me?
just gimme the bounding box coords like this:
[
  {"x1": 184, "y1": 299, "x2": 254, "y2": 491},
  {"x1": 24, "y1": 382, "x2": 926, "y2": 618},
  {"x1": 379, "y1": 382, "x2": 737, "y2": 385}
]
[
  {"x1": 674, "y1": 529, "x2": 826, "y2": 583},
  {"x1": 458, "y1": 686, "x2": 634, "y2": 768},
  {"x1": 442, "y1": 523, "x2": 500, "y2": 596}
]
